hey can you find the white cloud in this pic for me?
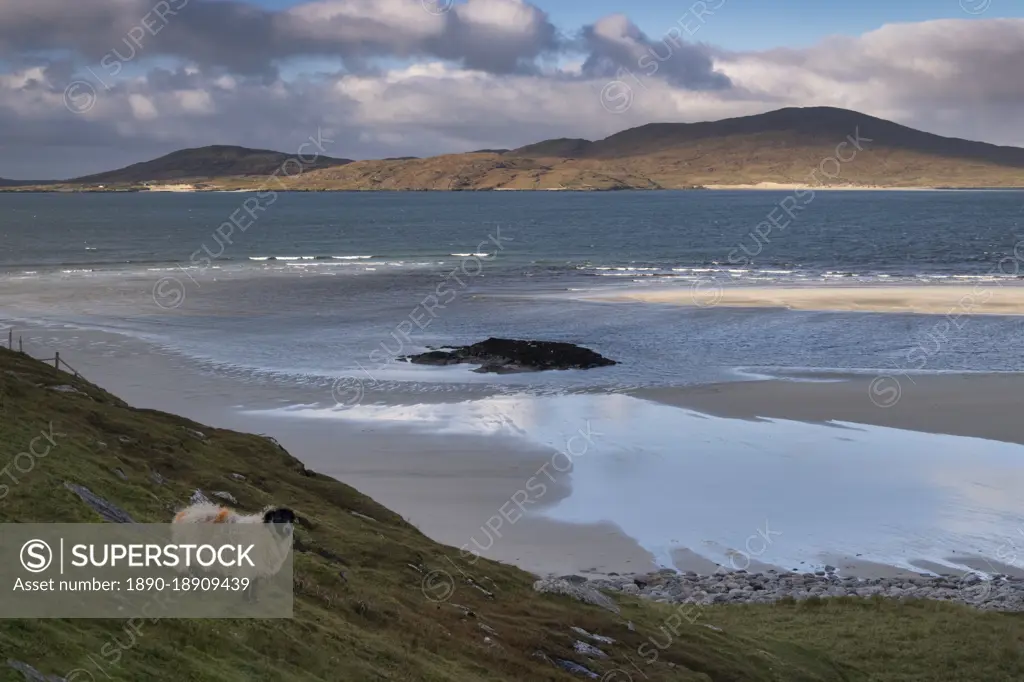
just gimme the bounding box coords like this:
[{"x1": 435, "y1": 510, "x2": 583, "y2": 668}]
[
  {"x1": 128, "y1": 94, "x2": 159, "y2": 120},
  {"x1": 175, "y1": 89, "x2": 215, "y2": 114},
  {"x1": 455, "y1": 0, "x2": 545, "y2": 33}
]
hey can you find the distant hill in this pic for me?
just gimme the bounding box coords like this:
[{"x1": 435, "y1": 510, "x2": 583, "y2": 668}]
[
  {"x1": 287, "y1": 107, "x2": 1024, "y2": 190},
  {"x1": 5, "y1": 108, "x2": 1024, "y2": 192},
  {"x1": 70, "y1": 145, "x2": 353, "y2": 185},
  {"x1": 509, "y1": 138, "x2": 591, "y2": 158},
  {"x1": 0, "y1": 178, "x2": 44, "y2": 187},
  {"x1": 508, "y1": 107, "x2": 1024, "y2": 168}
]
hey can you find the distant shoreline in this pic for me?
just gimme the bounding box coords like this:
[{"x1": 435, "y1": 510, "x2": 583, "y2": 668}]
[{"x1": 3, "y1": 184, "x2": 1024, "y2": 194}]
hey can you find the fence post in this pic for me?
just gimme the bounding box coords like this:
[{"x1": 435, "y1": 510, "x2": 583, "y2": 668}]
[
  {"x1": 7, "y1": 329, "x2": 10, "y2": 350},
  {"x1": 54, "y1": 351, "x2": 60, "y2": 369}
]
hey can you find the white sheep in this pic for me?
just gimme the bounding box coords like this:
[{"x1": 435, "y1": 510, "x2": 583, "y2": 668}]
[
  {"x1": 172, "y1": 501, "x2": 295, "y2": 528},
  {"x1": 171, "y1": 501, "x2": 295, "y2": 601}
]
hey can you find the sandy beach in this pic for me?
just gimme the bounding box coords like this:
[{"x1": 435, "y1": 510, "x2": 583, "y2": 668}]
[
  {"x1": 144, "y1": 183, "x2": 198, "y2": 192},
  {"x1": 592, "y1": 284, "x2": 1024, "y2": 315}
]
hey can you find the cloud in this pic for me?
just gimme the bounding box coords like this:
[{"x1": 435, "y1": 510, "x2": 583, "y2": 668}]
[
  {"x1": 1, "y1": 14, "x2": 1024, "y2": 178},
  {"x1": 0, "y1": 0, "x2": 149, "y2": 59},
  {"x1": 714, "y1": 19, "x2": 1024, "y2": 146},
  {"x1": 581, "y1": 14, "x2": 731, "y2": 90},
  {"x1": 0, "y1": 0, "x2": 559, "y2": 75}
]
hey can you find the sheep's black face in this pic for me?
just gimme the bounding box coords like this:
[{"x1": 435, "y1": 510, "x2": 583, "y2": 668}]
[{"x1": 263, "y1": 507, "x2": 296, "y2": 536}]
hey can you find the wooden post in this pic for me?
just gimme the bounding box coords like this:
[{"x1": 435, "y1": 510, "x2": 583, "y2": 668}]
[
  {"x1": 54, "y1": 351, "x2": 60, "y2": 369},
  {"x1": 7, "y1": 329, "x2": 11, "y2": 350},
  {"x1": 18, "y1": 337, "x2": 22, "y2": 353}
]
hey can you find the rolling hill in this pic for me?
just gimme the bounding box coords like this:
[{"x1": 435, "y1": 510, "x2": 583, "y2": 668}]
[
  {"x1": 0, "y1": 178, "x2": 44, "y2": 187},
  {"x1": 70, "y1": 145, "x2": 354, "y2": 185},
  {"x1": 4, "y1": 107, "x2": 1024, "y2": 191},
  {"x1": 510, "y1": 107, "x2": 1024, "y2": 167},
  {"x1": 185, "y1": 107, "x2": 1024, "y2": 190}
]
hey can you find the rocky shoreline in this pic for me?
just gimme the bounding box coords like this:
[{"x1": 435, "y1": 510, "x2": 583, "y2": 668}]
[{"x1": 586, "y1": 568, "x2": 1024, "y2": 612}]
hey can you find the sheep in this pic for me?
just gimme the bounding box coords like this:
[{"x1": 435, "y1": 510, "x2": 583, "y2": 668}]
[
  {"x1": 172, "y1": 502, "x2": 296, "y2": 529},
  {"x1": 171, "y1": 501, "x2": 295, "y2": 602}
]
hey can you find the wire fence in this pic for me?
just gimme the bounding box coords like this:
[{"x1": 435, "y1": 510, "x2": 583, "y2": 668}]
[{"x1": 6, "y1": 329, "x2": 83, "y2": 378}]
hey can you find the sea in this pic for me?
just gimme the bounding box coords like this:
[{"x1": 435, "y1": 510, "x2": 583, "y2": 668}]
[
  {"x1": 5, "y1": 189, "x2": 1024, "y2": 575},
  {"x1": 3, "y1": 189, "x2": 1024, "y2": 392}
]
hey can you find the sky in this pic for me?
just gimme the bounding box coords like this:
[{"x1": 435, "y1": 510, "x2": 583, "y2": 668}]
[{"x1": 0, "y1": 0, "x2": 1021, "y2": 178}]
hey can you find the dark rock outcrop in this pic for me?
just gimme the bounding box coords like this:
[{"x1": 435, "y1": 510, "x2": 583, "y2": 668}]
[
  {"x1": 7, "y1": 659, "x2": 67, "y2": 682},
  {"x1": 403, "y1": 338, "x2": 616, "y2": 374},
  {"x1": 63, "y1": 482, "x2": 135, "y2": 523}
]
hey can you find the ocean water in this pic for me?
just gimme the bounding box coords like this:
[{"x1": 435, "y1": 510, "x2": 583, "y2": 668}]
[
  {"x1": 3, "y1": 190, "x2": 1024, "y2": 392},
  {"x1": 5, "y1": 190, "x2": 1024, "y2": 279}
]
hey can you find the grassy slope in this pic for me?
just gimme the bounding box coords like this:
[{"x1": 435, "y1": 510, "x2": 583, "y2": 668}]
[
  {"x1": 705, "y1": 597, "x2": 1024, "y2": 682},
  {"x1": 0, "y1": 349, "x2": 855, "y2": 682},
  {"x1": 3, "y1": 350, "x2": 1024, "y2": 681}
]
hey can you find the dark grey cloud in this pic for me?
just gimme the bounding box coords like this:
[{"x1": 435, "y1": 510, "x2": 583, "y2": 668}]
[
  {"x1": 580, "y1": 14, "x2": 731, "y2": 90},
  {"x1": 0, "y1": 0, "x2": 560, "y2": 76},
  {"x1": 0, "y1": 1, "x2": 148, "y2": 59}
]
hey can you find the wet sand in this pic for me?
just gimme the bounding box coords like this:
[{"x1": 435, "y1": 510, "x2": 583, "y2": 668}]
[
  {"x1": 631, "y1": 373, "x2": 1024, "y2": 447},
  {"x1": 244, "y1": 413, "x2": 662, "y2": 577},
  {"x1": 591, "y1": 285, "x2": 1024, "y2": 316}
]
